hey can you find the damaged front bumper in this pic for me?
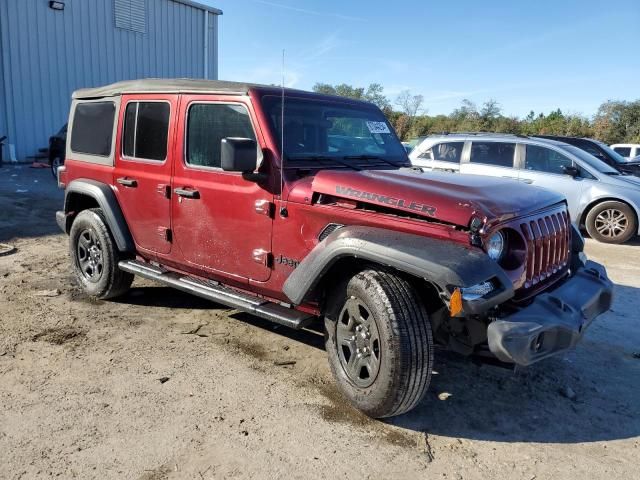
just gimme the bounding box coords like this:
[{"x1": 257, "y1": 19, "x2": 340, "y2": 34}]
[{"x1": 487, "y1": 261, "x2": 613, "y2": 366}]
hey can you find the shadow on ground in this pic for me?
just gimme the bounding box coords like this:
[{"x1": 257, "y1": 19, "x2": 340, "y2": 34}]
[
  {"x1": 0, "y1": 166, "x2": 63, "y2": 242},
  {"x1": 108, "y1": 280, "x2": 640, "y2": 445}
]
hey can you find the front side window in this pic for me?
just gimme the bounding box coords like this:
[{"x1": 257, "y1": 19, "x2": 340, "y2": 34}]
[
  {"x1": 420, "y1": 142, "x2": 464, "y2": 163},
  {"x1": 122, "y1": 102, "x2": 170, "y2": 161},
  {"x1": 469, "y1": 142, "x2": 515, "y2": 167},
  {"x1": 186, "y1": 103, "x2": 257, "y2": 169},
  {"x1": 578, "y1": 142, "x2": 604, "y2": 159},
  {"x1": 70, "y1": 102, "x2": 116, "y2": 156},
  {"x1": 525, "y1": 145, "x2": 573, "y2": 175}
]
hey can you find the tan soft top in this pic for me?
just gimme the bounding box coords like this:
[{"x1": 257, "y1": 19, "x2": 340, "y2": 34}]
[{"x1": 72, "y1": 78, "x2": 260, "y2": 99}]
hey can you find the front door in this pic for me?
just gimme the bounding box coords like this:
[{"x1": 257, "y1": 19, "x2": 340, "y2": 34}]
[
  {"x1": 113, "y1": 95, "x2": 175, "y2": 255},
  {"x1": 517, "y1": 144, "x2": 586, "y2": 221},
  {"x1": 171, "y1": 95, "x2": 273, "y2": 282}
]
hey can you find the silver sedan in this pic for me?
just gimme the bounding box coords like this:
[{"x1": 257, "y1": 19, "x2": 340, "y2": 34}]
[{"x1": 410, "y1": 134, "x2": 640, "y2": 244}]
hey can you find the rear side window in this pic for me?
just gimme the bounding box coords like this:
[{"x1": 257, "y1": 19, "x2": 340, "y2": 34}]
[
  {"x1": 470, "y1": 142, "x2": 515, "y2": 167},
  {"x1": 525, "y1": 145, "x2": 573, "y2": 175},
  {"x1": 420, "y1": 141, "x2": 464, "y2": 163},
  {"x1": 613, "y1": 147, "x2": 632, "y2": 157},
  {"x1": 70, "y1": 102, "x2": 116, "y2": 156},
  {"x1": 186, "y1": 103, "x2": 256, "y2": 169},
  {"x1": 122, "y1": 102, "x2": 170, "y2": 161}
]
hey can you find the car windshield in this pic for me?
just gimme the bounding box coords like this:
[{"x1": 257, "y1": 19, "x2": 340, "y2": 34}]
[
  {"x1": 559, "y1": 145, "x2": 620, "y2": 174},
  {"x1": 595, "y1": 141, "x2": 629, "y2": 164},
  {"x1": 261, "y1": 95, "x2": 408, "y2": 167}
]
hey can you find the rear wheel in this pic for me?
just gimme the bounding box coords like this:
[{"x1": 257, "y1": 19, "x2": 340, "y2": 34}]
[
  {"x1": 585, "y1": 201, "x2": 637, "y2": 244},
  {"x1": 50, "y1": 156, "x2": 62, "y2": 179},
  {"x1": 324, "y1": 268, "x2": 433, "y2": 418},
  {"x1": 69, "y1": 209, "x2": 133, "y2": 299}
]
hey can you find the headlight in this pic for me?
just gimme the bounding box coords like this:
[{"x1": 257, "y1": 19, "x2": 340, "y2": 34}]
[{"x1": 485, "y1": 231, "x2": 505, "y2": 261}]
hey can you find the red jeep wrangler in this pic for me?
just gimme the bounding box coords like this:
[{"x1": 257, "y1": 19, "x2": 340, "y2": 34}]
[{"x1": 56, "y1": 79, "x2": 613, "y2": 418}]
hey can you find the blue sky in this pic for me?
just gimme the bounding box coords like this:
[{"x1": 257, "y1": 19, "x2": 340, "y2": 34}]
[{"x1": 202, "y1": 0, "x2": 639, "y2": 117}]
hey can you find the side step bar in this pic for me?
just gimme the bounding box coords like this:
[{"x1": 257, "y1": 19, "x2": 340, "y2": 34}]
[{"x1": 118, "y1": 260, "x2": 314, "y2": 330}]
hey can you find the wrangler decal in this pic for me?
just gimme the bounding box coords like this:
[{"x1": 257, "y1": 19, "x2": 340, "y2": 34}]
[{"x1": 335, "y1": 186, "x2": 437, "y2": 216}]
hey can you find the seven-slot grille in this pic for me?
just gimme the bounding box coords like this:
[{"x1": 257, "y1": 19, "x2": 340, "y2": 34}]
[{"x1": 519, "y1": 208, "x2": 571, "y2": 288}]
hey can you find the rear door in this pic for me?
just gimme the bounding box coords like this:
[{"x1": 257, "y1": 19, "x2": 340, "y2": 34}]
[
  {"x1": 460, "y1": 140, "x2": 518, "y2": 179},
  {"x1": 113, "y1": 95, "x2": 175, "y2": 254},
  {"x1": 171, "y1": 95, "x2": 273, "y2": 282}
]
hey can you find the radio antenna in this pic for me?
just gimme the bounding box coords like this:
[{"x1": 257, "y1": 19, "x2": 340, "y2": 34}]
[{"x1": 279, "y1": 49, "x2": 288, "y2": 217}]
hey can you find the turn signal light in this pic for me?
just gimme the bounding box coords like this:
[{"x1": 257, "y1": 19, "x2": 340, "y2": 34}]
[{"x1": 450, "y1": 288, "x2": 463, "y2": 317}]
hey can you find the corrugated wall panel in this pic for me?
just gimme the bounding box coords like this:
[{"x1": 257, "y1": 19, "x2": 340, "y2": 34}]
[
  {"x1": 209, "y1": 12, "x2": 219, "y2": 80},
  {"x1": 0, "y1": 4, "x2": 7, "y2": 152},
  {"x1": 0, "y1": 0, "x2": 219, "y2": 161}
]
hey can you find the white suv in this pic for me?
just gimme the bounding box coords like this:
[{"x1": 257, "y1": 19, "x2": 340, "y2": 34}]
[
  {"x1": 610, "y1": 144, "x2": 640, "y2": 159},
  {"x1": 409, "y1": 133, "x2": 640, "y2": 244}
]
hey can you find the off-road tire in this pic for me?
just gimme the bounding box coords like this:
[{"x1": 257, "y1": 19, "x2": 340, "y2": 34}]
[
  {"x1": 585, "y1": 201, "x2": 637, "y2": 244},
  {"x1": 69, "y1": 208, "x2": 133, "y2": 299},
  {"x1": 324, "y1": 268, "x2": 434, "y2": 418}
]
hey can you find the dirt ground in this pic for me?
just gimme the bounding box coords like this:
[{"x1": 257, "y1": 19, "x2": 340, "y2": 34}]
[{"x1": 1, "y1": 165, "x2": 639, "y2": 479}]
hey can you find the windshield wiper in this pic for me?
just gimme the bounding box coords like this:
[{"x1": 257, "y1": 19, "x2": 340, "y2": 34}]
[
  {"x1": 604, "y1": 171, "x2": 621, "y2": 175},
  {"x1": 286, "y1": 155, "x2": 361, "y2": 171},
  {"x1": 343, "y1": 155, "x2": 406, "y2": 168}
]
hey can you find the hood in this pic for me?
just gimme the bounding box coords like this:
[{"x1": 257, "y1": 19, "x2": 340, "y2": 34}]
[
  {"x1": 308, "y1": 169, "x2": 565, "y2": 228},
  {"x1": 607, "y1": 172, "x2": 640, "y2": 188},
  {"x1": 618, "y1": 161, "x2": 640, "y2": 175}
]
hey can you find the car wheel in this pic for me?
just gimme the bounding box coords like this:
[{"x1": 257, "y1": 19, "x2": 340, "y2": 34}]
[
  {"x1": 585, "y1": 201, "x2": 637, "y2": 244},
  {"x1": 50, "y1": 156, "x2": 63, "y2": 179},
  {"x1": 69, "y1": 208, "x2": 133, "y2": 299},
  {"x1": 324, "y1": 268, "x2": 433, "y2": 418}
]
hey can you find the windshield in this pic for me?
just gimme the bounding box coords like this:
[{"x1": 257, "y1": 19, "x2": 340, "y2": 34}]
[
  {"x1": 559, "y1": 145, "x2": 620, "y2": 174},
  {"x1": 595, "y1": 141, "x2": 629, "y2": 164},
  {"x1": 261, "y1": 95, "x2": 408, "y2": 167}
]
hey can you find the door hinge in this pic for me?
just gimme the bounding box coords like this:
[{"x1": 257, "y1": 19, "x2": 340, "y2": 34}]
[
  {"x1": 158, "y1": 227, "x2": 172, "y2": 243},
  {"x1": 254, "y1": 199, "x2": 274, "y2": 217},
  {"x1": 252, "y1": 248, "x2": 272, "y2": 267}
]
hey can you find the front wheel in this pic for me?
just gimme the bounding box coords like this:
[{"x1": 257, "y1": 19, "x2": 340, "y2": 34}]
[
  {"x1": 585, "y1": 201, "x2": 637, "y2": 244},
  {"x1": 325, "y1": 268, "x2": 434, "y2": 418}
]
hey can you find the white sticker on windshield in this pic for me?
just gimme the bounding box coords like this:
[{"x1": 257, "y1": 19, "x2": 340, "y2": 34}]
[{"x1": 366, "y1": 121, "x2": 391, "y2": 134}]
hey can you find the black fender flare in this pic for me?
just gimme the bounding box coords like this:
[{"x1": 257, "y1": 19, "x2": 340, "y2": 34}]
[
  {"x1": 282, "y1": 226, "x2": 514, "y2": 309},
  {"x1": 62, "y1": 179, "x2": 135, "y2": 252}
]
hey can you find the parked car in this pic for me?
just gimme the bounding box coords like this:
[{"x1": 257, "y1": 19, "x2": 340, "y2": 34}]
[
  {"x1": 56, "y1": 80, "x2": 612, "y2": 418},
  {"x1": 48, "y1": 123, "x2": 67, "y2": 178},
  {"x1": 535, "y1": 135, "x2": 640, "y2": 176},
  {"x1": 410, "y1": 133, "x2": 640, "y2": 243},
  {"x1": 610, "y1": 143, "x2": 640, "y2": 159}
]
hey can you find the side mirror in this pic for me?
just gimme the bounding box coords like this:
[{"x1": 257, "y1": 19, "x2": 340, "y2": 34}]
[
  {"x1": 221, "y1": 138, "x2": 257, "y2": 173},
  {"x1": 563, "y1": 165, "x2": 580, "y2": 177}
]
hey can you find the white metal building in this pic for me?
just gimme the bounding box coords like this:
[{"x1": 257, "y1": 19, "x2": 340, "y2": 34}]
[{"x1": 0, "y1": 0, "x2": 222, "y2": 162}]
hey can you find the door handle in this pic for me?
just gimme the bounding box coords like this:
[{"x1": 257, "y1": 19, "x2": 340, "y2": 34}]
[
  {"x1": 174, "y1": 187, "x2": 200, "y2": 199},
  {"x1": 117, "y1": 177, "x2": 137, "y2": 187},
  {"x1": 521, "y1": 178, "x2": 533, "y2": 184}
]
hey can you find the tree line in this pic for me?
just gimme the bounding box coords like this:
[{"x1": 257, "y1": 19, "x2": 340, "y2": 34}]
[{"x1": 312, "y1": 83, "x2": 640, "y2": 145}]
